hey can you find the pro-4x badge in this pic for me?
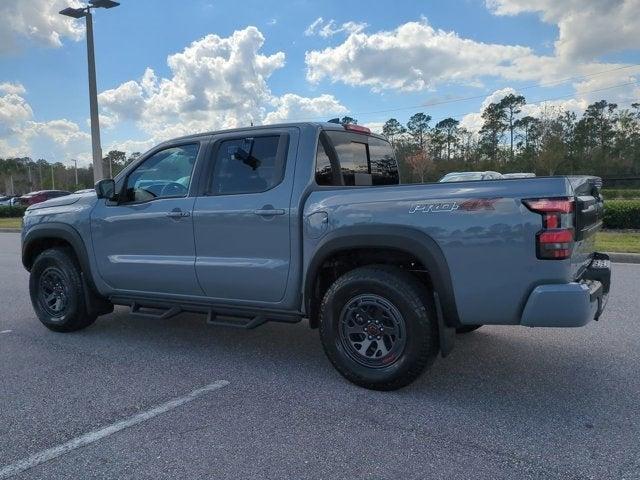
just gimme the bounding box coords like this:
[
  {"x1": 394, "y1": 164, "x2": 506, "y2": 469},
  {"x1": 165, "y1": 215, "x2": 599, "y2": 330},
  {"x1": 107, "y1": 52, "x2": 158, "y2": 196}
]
[{"x1": 409, "y1": 202, "x2": 459, "y2": 214}]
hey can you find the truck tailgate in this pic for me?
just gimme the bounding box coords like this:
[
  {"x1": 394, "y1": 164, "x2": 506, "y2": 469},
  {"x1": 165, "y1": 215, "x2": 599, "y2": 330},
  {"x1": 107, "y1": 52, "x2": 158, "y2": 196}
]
[{"x1": 569, "y1": 176, "x2": 604, "y2": 277}]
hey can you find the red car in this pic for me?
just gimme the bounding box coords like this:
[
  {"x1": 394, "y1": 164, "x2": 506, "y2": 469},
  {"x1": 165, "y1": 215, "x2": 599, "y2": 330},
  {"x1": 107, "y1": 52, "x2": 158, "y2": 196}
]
[{"x1": 17, "y1": 190, "x2": 71, "y2": 206}]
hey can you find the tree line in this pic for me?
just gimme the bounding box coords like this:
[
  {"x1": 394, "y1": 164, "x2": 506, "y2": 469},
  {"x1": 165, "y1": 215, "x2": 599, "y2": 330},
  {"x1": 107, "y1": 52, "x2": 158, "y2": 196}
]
[
  {"x1": 0, "y1": 151, "x2": 139, "y2": 195},
  {"x1": 2, "y1": 95, "x2": 639, "y2": 195},
  {"x1": 374, "y1": 97, "x2": 640, "y2": 183}
]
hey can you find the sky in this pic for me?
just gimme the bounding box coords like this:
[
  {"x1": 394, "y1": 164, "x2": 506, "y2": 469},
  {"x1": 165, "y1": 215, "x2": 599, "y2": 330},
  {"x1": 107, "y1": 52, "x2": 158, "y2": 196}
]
[{"x1": 0, "y1": 0, "x2": 639, "y2": 166}]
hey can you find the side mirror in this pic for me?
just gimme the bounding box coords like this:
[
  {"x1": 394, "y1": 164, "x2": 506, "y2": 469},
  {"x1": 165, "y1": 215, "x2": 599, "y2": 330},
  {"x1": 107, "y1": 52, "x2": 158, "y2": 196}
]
[{"x1": 95, "y1": 178, "x2": 116, "y2": 200}]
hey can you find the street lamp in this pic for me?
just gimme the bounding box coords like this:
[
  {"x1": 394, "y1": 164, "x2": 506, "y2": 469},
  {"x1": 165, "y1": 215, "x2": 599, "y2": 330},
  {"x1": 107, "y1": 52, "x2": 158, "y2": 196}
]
[{"x1": 60, "y1": 0, "x2": 120, "y2": 183}]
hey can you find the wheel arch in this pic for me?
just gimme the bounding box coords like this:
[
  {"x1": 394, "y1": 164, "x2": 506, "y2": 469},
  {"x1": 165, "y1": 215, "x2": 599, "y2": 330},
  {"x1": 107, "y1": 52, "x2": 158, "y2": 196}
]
[
  {"x1": 304, "y1": 226, "x2": 461, "y2": 328},
  {"x1": 22, "y1": 223, "x2": 94, "y2": 288}
]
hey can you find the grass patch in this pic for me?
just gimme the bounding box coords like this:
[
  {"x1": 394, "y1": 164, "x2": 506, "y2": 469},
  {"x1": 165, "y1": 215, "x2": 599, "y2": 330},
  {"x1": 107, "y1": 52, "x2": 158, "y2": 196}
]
[
  {"x1": 596, "y1": 230, "x2": 640, "y2": 254},
  {"x1": 0, "y1": 218, "x2": 22, "y2": 229}
]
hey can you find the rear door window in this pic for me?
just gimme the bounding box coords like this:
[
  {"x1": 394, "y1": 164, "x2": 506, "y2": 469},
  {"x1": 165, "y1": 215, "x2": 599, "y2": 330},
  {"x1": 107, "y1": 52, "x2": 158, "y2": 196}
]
[{"x1": 209, "y1": 135, "x2": 287, "y2": 195}]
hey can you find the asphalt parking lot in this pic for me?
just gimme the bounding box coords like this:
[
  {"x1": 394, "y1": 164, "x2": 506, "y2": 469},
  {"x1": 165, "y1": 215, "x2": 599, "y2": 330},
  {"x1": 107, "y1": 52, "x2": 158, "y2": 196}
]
[{"x1": 1, "y1": 232, "x2": 639, "y2": 480}]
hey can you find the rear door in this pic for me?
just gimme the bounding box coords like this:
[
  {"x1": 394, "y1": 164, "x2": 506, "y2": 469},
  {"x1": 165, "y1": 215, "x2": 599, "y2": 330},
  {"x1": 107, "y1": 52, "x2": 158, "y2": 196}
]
[{"x1": 192, "y1": 128, "x2": 298, "y2": 304}]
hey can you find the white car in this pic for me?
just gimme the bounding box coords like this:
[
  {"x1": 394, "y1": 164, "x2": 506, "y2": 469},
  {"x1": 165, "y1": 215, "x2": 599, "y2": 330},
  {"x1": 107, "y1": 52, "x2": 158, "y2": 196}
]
[
  {"x1": 503, "y1": 173, "x2": 536, "y2": 179},
  {"x1": 439, "y1": 171, "x2": 503, "y2": 182}
]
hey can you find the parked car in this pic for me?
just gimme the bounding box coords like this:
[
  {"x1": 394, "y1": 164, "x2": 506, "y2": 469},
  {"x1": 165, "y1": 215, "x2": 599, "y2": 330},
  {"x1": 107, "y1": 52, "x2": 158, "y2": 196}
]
[
  {"x1": 503, "y1": 173, "x2": 536, "y2": 178},
  {"x1": 17, "y1": 190, "x2": 71, "y2": 206},
  {"x1": 74, "y1": 188, "x2": 96, "y2": 194},
  {"x1": 0, "y1": 196, "x2": 16, "y2": 206},
  {"x1": 439, "y1": 171, "x2": 503, "y2": 182},
  {"x1": 21, "y1": 122, "x2": 610, "y2": 390}
]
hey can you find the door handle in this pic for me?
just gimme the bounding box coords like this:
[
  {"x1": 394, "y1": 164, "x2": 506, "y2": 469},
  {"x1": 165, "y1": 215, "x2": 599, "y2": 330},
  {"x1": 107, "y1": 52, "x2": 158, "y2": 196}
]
[
  {"x1": 166, "y1": 209, "x2": 191, "y2": 219},
  {"x1": 254, "y1": 208, "x2": 285, "y2": 216}
]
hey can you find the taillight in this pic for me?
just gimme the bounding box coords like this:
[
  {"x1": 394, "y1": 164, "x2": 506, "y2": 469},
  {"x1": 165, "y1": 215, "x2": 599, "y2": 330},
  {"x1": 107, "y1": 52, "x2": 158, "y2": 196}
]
[{"x1": 523, "y1": 197, "x2": 575, "y2": 260}]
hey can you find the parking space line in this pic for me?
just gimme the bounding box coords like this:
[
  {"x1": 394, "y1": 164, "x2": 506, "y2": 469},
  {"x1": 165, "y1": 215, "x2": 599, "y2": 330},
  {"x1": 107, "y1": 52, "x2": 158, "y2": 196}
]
[
  {"x1": 0, "y1": 330, "x2": 11, "y2": 335},
  {"x1": 0, "y1": 380, "x2": 230, "y2": 479}
]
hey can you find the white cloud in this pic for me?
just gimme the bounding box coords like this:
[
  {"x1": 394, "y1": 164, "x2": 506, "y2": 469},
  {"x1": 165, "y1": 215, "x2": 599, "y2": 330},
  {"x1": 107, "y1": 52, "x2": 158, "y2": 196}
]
[
  {"x1": 0, "y1": 90, "x2": 34, "y2": 135},
  {"x1": 304, "y1": 17, "x2": 324, "y2": 36},
  {"x1": 0, "y1": 84, "x2": 90, "y2": 163},
  {"x1": 0, "y1": 82, "x2": 27, "y2": 95},
  {"x1": 263, "y1": 93, "x2": 347, "y2": 124},
  {"x1": 304, "y1": 17, "x2": 368, "y2": 38},
  {"x1": 104, "y1": 137, "x2": 156, "y2": 156},
  {"x1": 487, "y1": 0, "x2": 640, "y2": 60},
  {"x1": 0, "y1": 0, "x2": 84, "y2": 54},
  {"x1": 305, "y1": 20, "x2": 556, "y2": 92},
  {"x1": 99, "y1": 27, "x2": 348, "y2": 139},
  {"x1": 362, "y1": 122, "x2": 384, "y2": 134},
  {"x1": 304, "y1": 8, "x2": 639, "y2": 95},
  {"x1": 459, "y1": 88, "x2": 597, "y2": 133}
]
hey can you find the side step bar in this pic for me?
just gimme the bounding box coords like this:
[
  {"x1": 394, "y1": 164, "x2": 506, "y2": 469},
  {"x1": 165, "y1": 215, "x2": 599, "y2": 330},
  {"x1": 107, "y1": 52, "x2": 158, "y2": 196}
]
[
  {"x1": 130, "y1": 302, "x2": 183, "y2": 320},
  {"x1": 206, "y1": 312, "x2": 268, "y2": 329},
  {"x1": 124, "y1": 300, "x2": 300, "y2": 330}
]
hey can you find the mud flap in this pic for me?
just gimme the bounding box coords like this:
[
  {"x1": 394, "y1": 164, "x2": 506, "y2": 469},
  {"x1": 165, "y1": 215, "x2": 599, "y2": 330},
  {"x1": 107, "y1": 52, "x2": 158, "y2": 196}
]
[{"x1": 434, "y1": 291, "x2": 455, "y2": 357}]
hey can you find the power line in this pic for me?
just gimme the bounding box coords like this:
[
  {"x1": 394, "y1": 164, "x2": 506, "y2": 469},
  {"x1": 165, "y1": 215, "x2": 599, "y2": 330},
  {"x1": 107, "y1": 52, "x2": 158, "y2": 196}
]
[{"x1": 350, "y1": 63, "x2": 640, "y2": 117}]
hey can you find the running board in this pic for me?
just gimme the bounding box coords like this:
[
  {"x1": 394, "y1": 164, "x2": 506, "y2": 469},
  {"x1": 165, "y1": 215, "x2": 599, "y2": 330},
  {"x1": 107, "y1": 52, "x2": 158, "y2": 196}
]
[
  {"x1": 130, "y1": 302, "x2": 183, "y2": 320},
  {"x1": 127, "y1": 301, "x2": 273, "y2": 329},
  {"x1": 206, "y1": 312, "x2": 268, "y2": 329}
]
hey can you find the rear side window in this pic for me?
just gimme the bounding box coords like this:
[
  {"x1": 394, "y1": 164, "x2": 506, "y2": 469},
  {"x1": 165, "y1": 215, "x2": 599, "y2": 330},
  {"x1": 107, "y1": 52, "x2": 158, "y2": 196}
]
[
  {"x1": 368, "y1": 137, "x2": 400, "y2": 186},
  {"x1": 315, "y1": 131, "x2": 399, "y2": 186},
  {"x1": 209, "y1": 135, "x2": 286, "y2": 195},
  {"x1": 315, "y1": 141, "x2": 333, "y2": 186}
]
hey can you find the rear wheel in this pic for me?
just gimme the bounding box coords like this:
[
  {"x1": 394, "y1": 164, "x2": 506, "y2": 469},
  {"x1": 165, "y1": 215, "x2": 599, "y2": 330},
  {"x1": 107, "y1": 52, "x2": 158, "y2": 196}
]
[
  {"x1": 319, "y1": 266, "x2": 438, "y2": 391},
  {"x1": 29, "y1": 248, "x2": 97, "y2": 332}
]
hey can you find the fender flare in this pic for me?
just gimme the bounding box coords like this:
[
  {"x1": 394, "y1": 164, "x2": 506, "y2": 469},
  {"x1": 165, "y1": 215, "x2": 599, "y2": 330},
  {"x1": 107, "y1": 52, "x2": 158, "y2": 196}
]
[
  {"x1": 22, "y1": 223, "x2": 95, "y2": 290},
  {"x1": 304, "y1": 225, "x2": 461, "y2": 327}
]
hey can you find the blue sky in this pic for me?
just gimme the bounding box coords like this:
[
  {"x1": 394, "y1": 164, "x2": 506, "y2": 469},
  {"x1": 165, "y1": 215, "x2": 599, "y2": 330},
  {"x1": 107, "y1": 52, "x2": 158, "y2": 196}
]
[{"x1": 0, "y1": 0, "x2": 638, "y2": 164}]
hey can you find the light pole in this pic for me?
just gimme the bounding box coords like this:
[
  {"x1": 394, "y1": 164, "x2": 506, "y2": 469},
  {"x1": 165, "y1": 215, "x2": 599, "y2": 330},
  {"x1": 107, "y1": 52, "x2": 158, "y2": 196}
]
[
  {"x1": 72, "y1": 159, "x2": 79, "y2": 188},
  {"x1": 59, "y1": 0, "x2": 120, "y2": 183}
]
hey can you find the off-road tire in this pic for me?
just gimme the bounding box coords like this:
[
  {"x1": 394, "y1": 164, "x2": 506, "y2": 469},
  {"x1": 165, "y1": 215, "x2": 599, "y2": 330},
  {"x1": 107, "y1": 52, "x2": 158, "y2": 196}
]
[
  {"x1": 319, "y1": 266, "x2": 438, "y2": 391},
  {"x1": 29, "y1": 248, "x2": 97, "y2": 332}
]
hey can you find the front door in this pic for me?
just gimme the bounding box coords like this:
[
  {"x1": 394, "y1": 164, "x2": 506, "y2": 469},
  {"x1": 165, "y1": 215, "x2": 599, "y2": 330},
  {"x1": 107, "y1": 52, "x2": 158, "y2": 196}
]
[
  {"x1": 91, "y1": 142, "x2": 204, "y2": 296},
  {"x1": 193, "y1": 131, "x2": 294, "y2": 304}
]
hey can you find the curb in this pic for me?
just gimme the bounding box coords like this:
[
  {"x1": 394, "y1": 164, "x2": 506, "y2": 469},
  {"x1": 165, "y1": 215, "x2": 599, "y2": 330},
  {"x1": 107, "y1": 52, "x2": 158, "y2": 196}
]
[
  {"x1": 605, "y1": 252, "x2": 640, "y2": 264},
  {"x1": 0, "y1": 228, "x2": 21, "y2": 233}
]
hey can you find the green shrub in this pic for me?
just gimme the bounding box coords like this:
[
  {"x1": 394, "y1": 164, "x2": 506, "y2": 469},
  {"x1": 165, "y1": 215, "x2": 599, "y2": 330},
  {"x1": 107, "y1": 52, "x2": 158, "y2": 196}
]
[
  {"x1": 602, "y1": 189, "x2": 640, "y2": 199},
  {"x1": 0, "y1": 205, "x2": 27, "y2": 218},
  {"x1": 603, "y1": 200, "x2": 640, "y2": 229}
]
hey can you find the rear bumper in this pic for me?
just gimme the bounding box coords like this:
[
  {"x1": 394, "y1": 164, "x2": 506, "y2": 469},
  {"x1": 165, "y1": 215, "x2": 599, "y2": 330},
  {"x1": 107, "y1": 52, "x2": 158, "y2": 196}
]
[{"x1": 520, "y1": 253, "x2": 611, "y2": 327}]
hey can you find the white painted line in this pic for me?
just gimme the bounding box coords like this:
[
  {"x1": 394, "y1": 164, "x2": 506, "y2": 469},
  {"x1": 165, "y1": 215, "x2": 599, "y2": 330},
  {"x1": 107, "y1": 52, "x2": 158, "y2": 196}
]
[
  {"x1": 0, "y1": 330, "x2": 12, "y2": 335},
  {"x1": 0, "y1": 380, "x2": 229, "y2": 479}
]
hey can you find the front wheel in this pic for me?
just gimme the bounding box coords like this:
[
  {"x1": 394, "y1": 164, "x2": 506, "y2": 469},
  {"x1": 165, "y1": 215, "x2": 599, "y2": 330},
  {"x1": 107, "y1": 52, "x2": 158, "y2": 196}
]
[
  {"x1": 29, "y1": 248, "x2": 97, "y2": 332},
  {"x1": 319, "y1": 266, "x2": 439, "y2": 391}
]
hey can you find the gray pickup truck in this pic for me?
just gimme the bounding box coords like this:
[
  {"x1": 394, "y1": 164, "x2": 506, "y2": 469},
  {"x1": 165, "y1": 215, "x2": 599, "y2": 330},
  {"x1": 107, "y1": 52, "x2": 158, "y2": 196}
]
[{"x1": 21, "y1": 122, "x2": 611, "y2": 390}]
